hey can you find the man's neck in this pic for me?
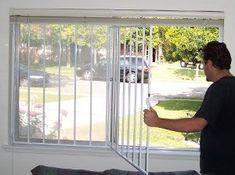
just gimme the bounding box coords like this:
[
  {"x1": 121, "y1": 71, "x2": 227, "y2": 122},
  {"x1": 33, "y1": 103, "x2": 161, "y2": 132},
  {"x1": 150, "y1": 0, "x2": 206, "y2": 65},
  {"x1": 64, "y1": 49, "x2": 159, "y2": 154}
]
[{"x1": 213, "y1": 70, "x2": 233, "y2": 82}]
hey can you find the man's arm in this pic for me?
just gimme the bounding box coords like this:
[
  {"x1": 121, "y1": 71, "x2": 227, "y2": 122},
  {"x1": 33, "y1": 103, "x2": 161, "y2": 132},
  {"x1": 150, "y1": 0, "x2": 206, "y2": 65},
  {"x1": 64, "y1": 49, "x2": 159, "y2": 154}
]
[{"x1": 143, "y1": 107, "x2": 207, "y2": 132}]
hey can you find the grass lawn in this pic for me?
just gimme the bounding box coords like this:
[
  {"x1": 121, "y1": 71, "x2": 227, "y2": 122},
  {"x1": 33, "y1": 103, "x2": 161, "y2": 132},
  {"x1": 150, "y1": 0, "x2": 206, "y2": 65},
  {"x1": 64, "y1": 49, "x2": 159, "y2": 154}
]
[
  {"x1": 151, "y1": 62, "x2": 206, "y2": 81},
  {"x1": 46, "y1": 66, "x2": 75, "y2": 77},
  {"x1": 74, "y1": 99, "x2": 202, "y2": 148},
  {"x1": 149, "y1": 99, "x2": 201, "y2": 148},
  {"x1": 116, "y1": 99, "x2": 202, "y2": 148}
]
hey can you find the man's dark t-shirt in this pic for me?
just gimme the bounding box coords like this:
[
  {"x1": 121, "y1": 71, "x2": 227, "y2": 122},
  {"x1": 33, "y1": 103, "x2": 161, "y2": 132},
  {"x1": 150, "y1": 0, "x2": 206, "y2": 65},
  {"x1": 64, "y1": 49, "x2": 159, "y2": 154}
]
[{"x1": 195, "y1": 76, "x2": 235, "y2": 174}]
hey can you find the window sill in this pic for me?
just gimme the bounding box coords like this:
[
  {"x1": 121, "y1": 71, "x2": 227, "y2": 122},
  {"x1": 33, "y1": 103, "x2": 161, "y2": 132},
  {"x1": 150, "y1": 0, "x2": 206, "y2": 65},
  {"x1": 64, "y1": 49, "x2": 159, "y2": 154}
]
[
  {"x1": 2, "y1": 144, "x2": 199, "y2": 160},
  {"x1": 2, "y1": 144, "x2": 116, "y2": 157},
  {"x1": 149, "y1": 148, "x2": 199, "y2": 160}
]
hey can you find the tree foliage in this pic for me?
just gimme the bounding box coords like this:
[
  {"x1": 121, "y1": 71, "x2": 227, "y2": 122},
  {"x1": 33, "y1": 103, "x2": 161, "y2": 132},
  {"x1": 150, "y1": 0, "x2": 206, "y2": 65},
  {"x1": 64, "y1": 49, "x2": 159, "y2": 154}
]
[
  {"x1": 162, "y1": 26, "x2": 219, "y2": 62},
  {"x1": 19, "y1": 23, "x2": 219, "y2": 64}
]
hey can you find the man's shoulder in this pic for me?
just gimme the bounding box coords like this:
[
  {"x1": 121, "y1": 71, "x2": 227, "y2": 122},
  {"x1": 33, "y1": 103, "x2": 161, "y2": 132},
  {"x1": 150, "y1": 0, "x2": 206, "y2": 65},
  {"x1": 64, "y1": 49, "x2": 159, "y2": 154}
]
[
  {"x1": 206, "y1": 76, "x2": 235, "y2": 95},
  {"x1": 213, "y1": 76, "x2": 235, "y2": 86}
]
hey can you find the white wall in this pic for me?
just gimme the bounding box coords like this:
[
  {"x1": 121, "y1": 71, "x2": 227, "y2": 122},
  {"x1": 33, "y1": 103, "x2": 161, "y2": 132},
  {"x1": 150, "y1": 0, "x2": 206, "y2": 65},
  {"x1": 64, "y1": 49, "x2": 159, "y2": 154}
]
[{"x1": 1, "y1": 0, "x2": 235, "y2": 175}]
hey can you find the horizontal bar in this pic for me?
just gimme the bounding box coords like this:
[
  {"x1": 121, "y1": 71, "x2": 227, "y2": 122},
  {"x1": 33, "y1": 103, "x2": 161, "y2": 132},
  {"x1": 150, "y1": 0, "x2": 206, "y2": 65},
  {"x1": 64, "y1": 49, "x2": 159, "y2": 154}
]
[{"x1": 10, "y1": 16, "x2": 223, "y2": 27}]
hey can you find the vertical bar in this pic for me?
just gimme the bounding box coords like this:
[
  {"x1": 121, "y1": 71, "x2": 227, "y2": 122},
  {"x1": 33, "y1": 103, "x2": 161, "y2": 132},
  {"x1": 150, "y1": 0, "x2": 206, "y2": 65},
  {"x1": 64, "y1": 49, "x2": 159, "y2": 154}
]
[
  {"x1": 73, "y1": 24, "x2": 78, "y2": 144},
  {"x1": 132, "y1": 27, "x2": 139, "y2": 162},
  {"x1": 116, "y1": 27, "x2": 121, "y2": 151},
  {"x1": 110, "y1": 27, "x2": 114, "y2": 148},
  {"x1": 42, "y1": 24, "x2": 46, "y2": 143},
  {"x1": 26, "y1": 21, "x2": 31, "y2": 143},
  {"x1": 111, "y1": 27, "x2": 116, "y2": 150},
  {"x1": 109, "y1": 27, "x2": 115, "y2": 147},
  {"x1": 89, "y1": 26, "x2": 94, "y2": 145},
  {"x1": 111, "y1": 27, "x2": 115, "y2": 148},
  {"x1": 10, "y1": 21, "x2": 18, "y2": 175},
  {"x1": 145, "y1": 25, "x2": 153, "y2": 173},
  {"x1": 111, "y1": 26, "x2": 115, "y2": 147},
  {"x1": 114, "y1": 26, "x2": 120, "y2": 151},
  {"x1": 139, "y1": 26, "x2": 146, "y2": 168},
  {"x1": 127, "y1": 27, "x2": 133, "y2": 159},
  {"x1": 57, "y1": 25, "x2": 62, "y2": 144},
  {"x1": 121, "y1": 28, "x2": 127, "y2": 155},
  {"x1": 11, "y1": 21, "x2": 17, "y2": 144},
  {"x1": 105, "y1": 27, "x2": 111, "y2": 147}
]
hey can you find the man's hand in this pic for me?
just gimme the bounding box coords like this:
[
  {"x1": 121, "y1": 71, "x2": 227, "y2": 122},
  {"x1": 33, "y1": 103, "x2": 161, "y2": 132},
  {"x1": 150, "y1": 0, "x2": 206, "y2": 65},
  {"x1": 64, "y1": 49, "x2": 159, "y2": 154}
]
[
  {"x1": 143, "y1": 107, "x2": 207, "y2": 132},
  {"x1": 143, "y1": 107, "x2": 159, "y2": 127}
]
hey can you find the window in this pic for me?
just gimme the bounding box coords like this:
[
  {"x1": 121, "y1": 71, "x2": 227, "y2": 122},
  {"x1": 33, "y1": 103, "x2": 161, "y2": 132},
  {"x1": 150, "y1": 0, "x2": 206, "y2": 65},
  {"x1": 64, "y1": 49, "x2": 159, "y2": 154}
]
[
  {"x1": 10, "y1": 14, "x2": 223, "y2": 174},
  {"x1": 11, "y1": 21, "x2": 111, "y2": 146}
]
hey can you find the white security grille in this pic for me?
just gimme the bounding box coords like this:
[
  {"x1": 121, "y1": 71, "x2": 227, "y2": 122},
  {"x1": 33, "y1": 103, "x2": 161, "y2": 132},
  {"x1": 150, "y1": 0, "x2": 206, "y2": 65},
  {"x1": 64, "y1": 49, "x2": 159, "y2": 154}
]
[
  {"x1": 11, "y1": 20, "x2": 110, "y2": 147},
  {"x1": 109, "y1": 26, "x2": 152, "y2": 174}
]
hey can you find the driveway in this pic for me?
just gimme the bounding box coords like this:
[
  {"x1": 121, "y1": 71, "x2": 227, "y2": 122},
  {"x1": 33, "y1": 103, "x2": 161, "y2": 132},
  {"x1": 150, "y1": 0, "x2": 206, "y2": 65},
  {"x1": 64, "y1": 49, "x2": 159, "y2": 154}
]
[{"x1": 150, "y1": 80, "x2": 211, "y2": 99}]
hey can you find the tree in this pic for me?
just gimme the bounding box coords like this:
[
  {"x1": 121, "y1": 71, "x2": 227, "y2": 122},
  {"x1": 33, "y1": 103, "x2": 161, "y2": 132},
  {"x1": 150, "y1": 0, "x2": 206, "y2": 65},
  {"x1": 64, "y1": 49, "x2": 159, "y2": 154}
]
[
  {"x1": 19, "y1": 24, "x2": 108, "y2": 67},
  {"x1": 162, "y1": 26, "x2": 219, "y2": 63}
]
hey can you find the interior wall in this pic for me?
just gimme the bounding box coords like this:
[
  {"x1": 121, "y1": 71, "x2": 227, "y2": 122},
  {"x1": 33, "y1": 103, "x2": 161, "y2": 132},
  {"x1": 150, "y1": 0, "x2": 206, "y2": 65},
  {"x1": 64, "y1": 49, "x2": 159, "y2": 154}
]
[{"x1": 0, "y1": 0, "x2": 235, "y2": 175}]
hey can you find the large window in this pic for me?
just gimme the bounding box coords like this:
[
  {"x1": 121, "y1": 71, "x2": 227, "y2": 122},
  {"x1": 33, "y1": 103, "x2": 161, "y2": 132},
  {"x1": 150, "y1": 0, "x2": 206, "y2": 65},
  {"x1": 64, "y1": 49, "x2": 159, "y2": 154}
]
[{"x1": 10, "y1": 14, "x2": 223, "y2": 173}]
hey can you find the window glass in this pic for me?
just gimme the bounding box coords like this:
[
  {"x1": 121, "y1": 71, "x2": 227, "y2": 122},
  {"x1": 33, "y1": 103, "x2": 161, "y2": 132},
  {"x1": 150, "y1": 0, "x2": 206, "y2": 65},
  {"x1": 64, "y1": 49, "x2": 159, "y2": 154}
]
[{"x1": 15, "y1": 23, "x2": 108, "y2": 145}]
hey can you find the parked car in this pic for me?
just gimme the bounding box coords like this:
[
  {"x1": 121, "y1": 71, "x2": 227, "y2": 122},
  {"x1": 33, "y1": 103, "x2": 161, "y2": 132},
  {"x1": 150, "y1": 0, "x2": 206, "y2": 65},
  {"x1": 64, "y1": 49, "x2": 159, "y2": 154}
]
[
  {"x1": 180, "y1": 58, "x2": 204, "y2": 69},
  {"x1": 119, "y1": 56, "x2": 149, "y2": 83},
  {"x1": 19, "y1": 64, "x2": 50, "y2": 87},
  {"x1": 76, "y1": 56, "x2": 149, "y2": 83}
]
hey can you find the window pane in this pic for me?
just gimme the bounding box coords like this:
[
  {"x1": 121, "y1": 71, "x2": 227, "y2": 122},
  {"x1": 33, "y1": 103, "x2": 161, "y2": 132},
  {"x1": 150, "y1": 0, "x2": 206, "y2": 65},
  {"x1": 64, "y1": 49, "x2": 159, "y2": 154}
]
[
  {"x1": 15, "y1": 23, "x2": 108, "y2": 145},
  {"x1": 116, "y1": 26, "x2": 219, "y2": 150}
]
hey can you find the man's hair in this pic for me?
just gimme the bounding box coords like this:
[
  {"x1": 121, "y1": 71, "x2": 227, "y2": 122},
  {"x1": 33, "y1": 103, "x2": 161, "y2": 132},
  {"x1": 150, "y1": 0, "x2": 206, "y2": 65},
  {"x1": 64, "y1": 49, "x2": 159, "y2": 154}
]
[{"x1": 202, "y1": 41, "x2": 231, "y2": 69}]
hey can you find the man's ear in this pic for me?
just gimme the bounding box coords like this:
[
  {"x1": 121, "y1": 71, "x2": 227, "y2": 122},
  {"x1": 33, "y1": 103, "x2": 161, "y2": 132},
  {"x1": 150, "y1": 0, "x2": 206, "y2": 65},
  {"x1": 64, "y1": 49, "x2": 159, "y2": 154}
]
[
  {"x1": 207, "y1": 60, "x2": 213, "y2": 67},
  {"x1": 207, "y1": 59, "x2": 218, "y2": 70}
]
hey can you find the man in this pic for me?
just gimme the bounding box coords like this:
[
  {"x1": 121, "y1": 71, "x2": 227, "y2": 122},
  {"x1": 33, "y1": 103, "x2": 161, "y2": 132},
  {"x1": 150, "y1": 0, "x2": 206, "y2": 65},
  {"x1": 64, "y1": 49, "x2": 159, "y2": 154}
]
[{"x1": 144, "y1": 41, "x2": 235, "y2": 175}]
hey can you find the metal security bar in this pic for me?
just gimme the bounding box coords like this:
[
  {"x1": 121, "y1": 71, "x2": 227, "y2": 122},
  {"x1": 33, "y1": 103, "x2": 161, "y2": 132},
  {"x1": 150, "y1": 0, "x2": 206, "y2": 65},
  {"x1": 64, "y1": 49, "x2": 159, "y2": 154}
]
[
  {"x1": 11, "y1": 19, "x2": 110, "y2": 147},
  {"x1": 110, "y1": 26, "x2": 152, "y2": 174}
]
